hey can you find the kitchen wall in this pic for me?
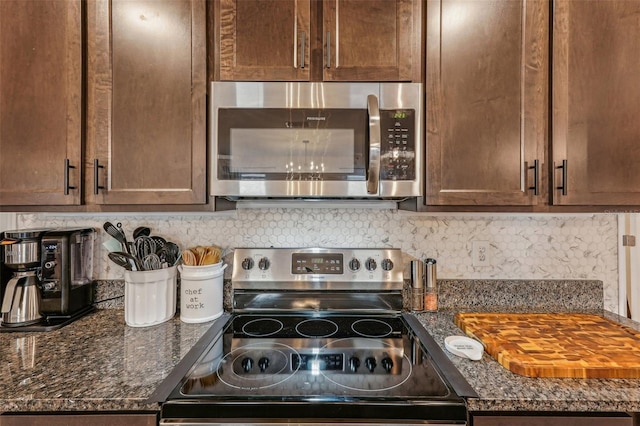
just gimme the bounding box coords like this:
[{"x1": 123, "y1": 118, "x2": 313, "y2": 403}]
[{"x1": 17, "y1": 211, "x2": 619, "y2": 312}]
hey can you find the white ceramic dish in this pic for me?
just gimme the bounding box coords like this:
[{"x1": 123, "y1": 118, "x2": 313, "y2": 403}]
[{"x1": 444, "y1": 335, "x2": 484, "y2": 361}]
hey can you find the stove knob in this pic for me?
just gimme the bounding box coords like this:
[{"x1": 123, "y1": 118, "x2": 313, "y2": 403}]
[
  {"x1": 258, "y1": 357, "x2": 270, "y2": 372},
  {"x1": 258, "y1": 257, "x2": 270, "y2": 271},
  {"x1": 381, "y1": 259, "x2": 394, "y2": 271},
  {"x1": 348, "y1": 356, "x2": 360, "y2": 373},
  {"x1": 381, "y1": 357, "x2": 394, "y2": 373},
  {"x1": 241, "y1": 258, "x2": 254, "y2": 270},
  {"x1": 365, "y1": 357, "x2": 377, "y2": 373},
  {"x1": 348, "y1": 258, "x2": 361, "y2": 272},
  {"x1": 241, "y1": 357, "x2": 254, "y2": 373},
  {"x1": 365, "y1": 258, "x2": 377, "y2": 271}
]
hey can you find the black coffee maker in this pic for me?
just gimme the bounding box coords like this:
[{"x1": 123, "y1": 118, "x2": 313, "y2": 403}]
[{"x1": 0, "y1": 228, "x2": 96, "y2": 332}]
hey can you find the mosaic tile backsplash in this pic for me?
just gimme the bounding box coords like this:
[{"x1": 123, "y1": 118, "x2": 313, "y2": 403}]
[{"x1": 17, "y1": 211, "x2": 619, "y2": 312}]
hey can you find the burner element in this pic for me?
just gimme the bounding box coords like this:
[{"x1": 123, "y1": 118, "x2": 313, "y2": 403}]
[
  {"x1": 351, "y1": 318, "x2": 394, "y2": 338},
  {"x1": 241, "y1": 318, "x2": 284, "y2": 337},
  {"x1": 295, "y1": 318, "x2": 339, "y2": 338}
]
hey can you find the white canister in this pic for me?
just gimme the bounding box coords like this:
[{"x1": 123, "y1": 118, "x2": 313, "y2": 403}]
[
  {"x1": 178, "y1": 262, "x2": 227, "y2": 323},
  {"x1": 124, "y1": 266, "x2": 177, "y2": 327}
]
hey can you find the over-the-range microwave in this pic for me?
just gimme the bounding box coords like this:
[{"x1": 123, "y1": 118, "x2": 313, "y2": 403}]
[{"x1": 210, "y1": 82, "x2": 422, "y2": 208}]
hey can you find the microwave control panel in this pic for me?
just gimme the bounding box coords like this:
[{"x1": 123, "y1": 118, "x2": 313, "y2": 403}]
[{"x1": 380, "y1": 109, "x2": 415, "y2": 181}]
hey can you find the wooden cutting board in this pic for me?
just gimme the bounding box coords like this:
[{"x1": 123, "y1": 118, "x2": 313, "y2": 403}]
[{"x1": 454, "y1": 312, "x2": 640, "y2": 378}]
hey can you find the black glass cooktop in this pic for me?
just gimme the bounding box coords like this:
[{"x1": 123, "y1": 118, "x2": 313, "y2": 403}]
[
  {"x1": 161, "y1": 313, "x2": 471, "y2": 423},
  {"x1": 179, "y1": 314, "x2": 452, "y2": 399}
]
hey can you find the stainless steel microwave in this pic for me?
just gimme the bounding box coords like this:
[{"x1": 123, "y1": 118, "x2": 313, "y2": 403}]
[{"x1": 210, "y1": 82, "x2": 422, "y2": 203}]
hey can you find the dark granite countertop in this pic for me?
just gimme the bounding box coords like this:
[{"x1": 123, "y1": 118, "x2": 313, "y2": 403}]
[
  {"x1": 0, "y1": 309, "x2": 211, "y2": 413},
  {"x1": 2, "y1": 279, "x2": 640, "y2": 415},
  {"x1": 417, "y1": 310, "x2": 640, "y2": 413}
]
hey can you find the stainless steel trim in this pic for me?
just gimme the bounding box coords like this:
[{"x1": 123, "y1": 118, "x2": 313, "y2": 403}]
[
  {"x1": 367, "y1": 94, "x2": 381, "y2": 194},
  {"x1": 233, "y1": 291, "x2": 403, "y2": 313},
  {"x1": 231, "y1": 248, "x2": 404, "y2": 288},
  {"x1": 161, "y1": 420, "x2": 464, "y2": 425}
]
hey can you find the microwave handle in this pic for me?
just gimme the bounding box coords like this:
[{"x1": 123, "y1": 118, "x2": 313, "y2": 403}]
[{"x1": 367, "y1": 94, "x2": 381, "y2": 194}]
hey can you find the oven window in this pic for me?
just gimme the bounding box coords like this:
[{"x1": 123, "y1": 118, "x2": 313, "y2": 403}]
[{"x1": 217, "y1": 108, "x2": 367, "y2": 180}]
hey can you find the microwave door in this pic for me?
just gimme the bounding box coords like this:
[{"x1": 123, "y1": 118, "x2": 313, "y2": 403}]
[{"x1": 367, "y1": 94, "x2": 381, "y2": 195}]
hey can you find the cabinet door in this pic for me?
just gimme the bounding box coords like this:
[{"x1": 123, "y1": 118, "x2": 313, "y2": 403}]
[
  {"x1": 425, "y1": 0, "x2": 548, "y2": 206},
  {"x1": 322, "y1": 0, "x2": 421, "y2": 82},
  {"x1": 86, "y1": 0, "x2": 206, "y2": 205},
  {"x1": 216, "y1": 0, "x2": 311, "y2": 81},
  {"x1": 0, "y1": 0, "x2": 82, "y2": 206},
  {"x1": 552, "y1": 0, "x2": 640, "y2": 205}
]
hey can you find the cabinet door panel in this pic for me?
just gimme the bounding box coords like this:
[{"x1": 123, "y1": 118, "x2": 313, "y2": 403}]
[
  {"x1": 217, "y1": 0, "x2": 310, "y2": 81},
  {"x1": 87, "y1": 0, "x2": 206, "y2": 205},
  {"x1": 426, "y1": 0, "x2": 547, "y2": 206},
  {"x1": 0, "y1": 0, "x2": 82, "y2": 206},
  {"x1": 552, "y1": 0, "x2": 640, "y2": 205},
  {"x1": 323, "y1": 0, "x2": 420, "y2": 81}
]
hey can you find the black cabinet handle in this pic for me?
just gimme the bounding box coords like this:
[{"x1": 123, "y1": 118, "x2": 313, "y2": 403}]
[
  {"x1": 64, "y1": 158, "x2": 76, "y2": 195},
  {"x1": 556, "y1": 159, "x2": 568, "y2": 195},
  {"x1": 326, "y1": 31, "x2": 331, "y2": 68},
  {"x1": 528, "y1": 159, "x2": 539, "y2": 195},
  {"x1": 299, "y1": 31, "x2": 306, "y2": 69},
  {"x1": 94, "y1": 159, "x2": 105, "y2": 195}
]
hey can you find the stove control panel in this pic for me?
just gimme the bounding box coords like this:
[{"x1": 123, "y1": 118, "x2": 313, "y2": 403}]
[{"x1": 232, "y1": 248, "x2": 404, "y2": 291}]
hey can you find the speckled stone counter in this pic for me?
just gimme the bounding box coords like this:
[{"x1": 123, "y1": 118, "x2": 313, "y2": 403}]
[
  {"x1": 2, "y1": 278, "x2": 638, "y2": 415},
  {"x1": 0, "y1": 309, "x2": 211, "y2": 413},
  {"x1": 420, "y1": 279, "x2": 640, "y2": 413},
  {"x1": 417, "y1": 310, "x2": 640, "y2": 413}
]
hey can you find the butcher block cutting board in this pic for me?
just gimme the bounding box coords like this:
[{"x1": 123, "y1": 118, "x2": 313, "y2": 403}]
[{"x1": 455, "y1": 312, "x2": 640, "y2": 378}]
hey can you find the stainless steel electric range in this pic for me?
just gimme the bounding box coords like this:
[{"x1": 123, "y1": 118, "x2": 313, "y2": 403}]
[{"x1": 156, "y1": 248, "x2": 477, "y2": 426}]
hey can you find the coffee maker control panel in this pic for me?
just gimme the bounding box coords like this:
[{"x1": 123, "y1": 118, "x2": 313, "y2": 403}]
[{"x1": 41, "y1": 241, "x2": 63, "y2": 292}]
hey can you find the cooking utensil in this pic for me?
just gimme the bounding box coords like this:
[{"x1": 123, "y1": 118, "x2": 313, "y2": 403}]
[
  {"x1": 108, "y1": 251, "x2": 141, "y2": 271},
  {"x1": 108, "y1": 252, "x2": 134, "y2": 271},
  {"x1": 134, "y1": 236, "x2": 157, "y2": 262},
  {"x1": 103, "y1": 222, "x2": 130, "y2": 254},
  {"x1": 133, "y1": 226, "x2": 151, "y2": 239},
  {"x1": 142, "y1": 253, "x2": 162, "y2": 271},
  {"x1": 150, "y1": 236, "x2": 167, "y2": 248},
  {"x1": 157, "y1": 241, "x2": 180, "y2": 266},
  {"x1": 181, "y1": 249, "x2": 197, "y2": 266}
]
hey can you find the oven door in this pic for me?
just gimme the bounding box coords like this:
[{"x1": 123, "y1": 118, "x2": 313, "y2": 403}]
[{"x1": 210, "y1": 82, "x2": 422, "y2": 200}]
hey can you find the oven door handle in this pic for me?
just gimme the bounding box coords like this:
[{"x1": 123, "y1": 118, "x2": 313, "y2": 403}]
[{"x1": 366, "y1": 94, "x2": 381, "y2": 194}]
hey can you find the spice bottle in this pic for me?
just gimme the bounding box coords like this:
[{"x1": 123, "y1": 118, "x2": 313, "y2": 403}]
[
  {"x1": 424, "y1": 258, "x2": 438, "y2": 312},
  {"x1": 409, "y1": 260, "x2": 424, "y2": 312}
]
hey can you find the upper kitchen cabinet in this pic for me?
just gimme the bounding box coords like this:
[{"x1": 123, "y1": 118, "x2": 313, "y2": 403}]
[
  {"x1": 215, "y1": 0, "x2": 311, "y2": 81},
  {"x1": 425, "y1": 0, "x2": 548, "y2": 206},
  {"x1": 86, "y1": 0, "x2": 207, "y2": 205},
  {"x1": 0, "y1": 0, "x2": 82, "y2": 206},
  {"x1": 214, "y1": 0, "x2": 422, "y2": 82},
  {"x1": 552, "y1": 0, "x2": 640, "y2": 206},
  {"x1": 322, "y1": 0, "x2": 421, "y2": 81}
]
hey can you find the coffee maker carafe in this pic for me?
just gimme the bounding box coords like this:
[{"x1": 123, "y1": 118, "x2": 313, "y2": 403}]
[{"x1": 0, "y1": 229, "x2": 49, "y2": 327}]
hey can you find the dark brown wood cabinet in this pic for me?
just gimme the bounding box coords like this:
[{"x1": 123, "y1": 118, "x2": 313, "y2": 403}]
[
  {"x1": 0, "y1": 0, "x2": 83, "y2": 206},
  {"x1": 471, "y1": 414, "x2": 633, "y2": 426},
  {"x1": 86, "y1": 0, "x2": 207, "y2": 205},
  {"x1": 214, "y1": 0, "x2": 421, "y2": 82},
  {"x1": 425, "y1": 0, "x2": 548, "y2": 207},
  {"x1": 552, "y1": 0, "x2": 640, "y2": 206},
  {"x1": 0, "y1": 413, "x2": 157, "y2": 426}
]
